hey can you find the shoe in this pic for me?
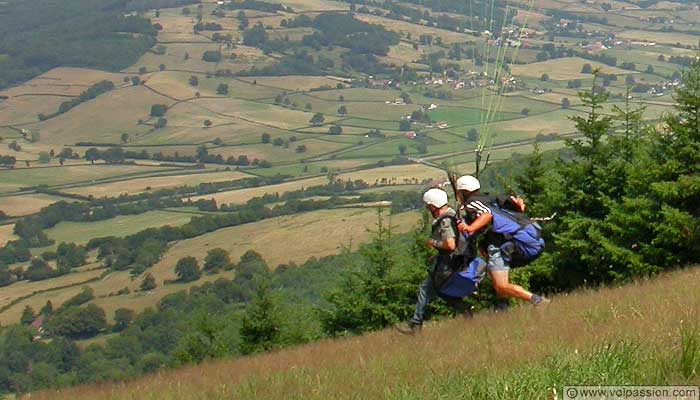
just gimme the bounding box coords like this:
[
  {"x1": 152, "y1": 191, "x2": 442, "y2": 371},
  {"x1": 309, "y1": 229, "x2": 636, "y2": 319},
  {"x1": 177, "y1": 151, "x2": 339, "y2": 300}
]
[
  {"x1": 495, "y1": 299, "x2": 510, "y2": 311},
  {"x1": 532, "y1": 295, "x2": 551, "y2": 307},
  {"x1": 395, "y1": 321, "x2": 422, "y2": 334}
]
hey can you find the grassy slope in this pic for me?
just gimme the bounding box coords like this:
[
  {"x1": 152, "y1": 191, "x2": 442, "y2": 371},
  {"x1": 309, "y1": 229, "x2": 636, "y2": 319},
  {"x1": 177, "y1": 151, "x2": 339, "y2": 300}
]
[{"x1": 31, "y1": 267, "x2": 700, "y2": 399}]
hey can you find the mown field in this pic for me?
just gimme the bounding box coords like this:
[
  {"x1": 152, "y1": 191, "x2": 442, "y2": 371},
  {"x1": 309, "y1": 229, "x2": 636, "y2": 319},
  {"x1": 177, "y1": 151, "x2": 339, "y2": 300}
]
[
  {"x1": 0, "y1": 193, "x2": 75, "y2": 217},
  {"x1": 30, "y1": 266, "x2": 700, "y2": 399},
  {"x1": 61, "y1": 170, "x2": 252, "y2": 198},
  {"x1": 0, "y1": 164, "x2": 180, "y2": 193}
]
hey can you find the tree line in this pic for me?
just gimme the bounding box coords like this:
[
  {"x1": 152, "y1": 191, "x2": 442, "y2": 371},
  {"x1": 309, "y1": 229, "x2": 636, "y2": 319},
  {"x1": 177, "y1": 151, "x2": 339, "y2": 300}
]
[{"x1": 0, "y1": 0, "x2": 158, "y2": 89}]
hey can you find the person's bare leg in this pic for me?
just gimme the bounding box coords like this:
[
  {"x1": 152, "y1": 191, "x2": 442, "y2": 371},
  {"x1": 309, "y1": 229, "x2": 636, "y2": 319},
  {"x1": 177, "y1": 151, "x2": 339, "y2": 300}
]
[{"x1": 489, "y1": 270, "x2": 533, "y2": 302}]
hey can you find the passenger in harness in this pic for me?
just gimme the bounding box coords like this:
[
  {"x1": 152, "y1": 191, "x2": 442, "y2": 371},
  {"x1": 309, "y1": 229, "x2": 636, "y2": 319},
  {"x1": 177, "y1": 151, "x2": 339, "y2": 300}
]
[
  {"x1": 395, "y1": 188, "x2": 487, "y2": 335},
  {"x1": 454, "y1": 175, "x2": 550, "y2": 307}
]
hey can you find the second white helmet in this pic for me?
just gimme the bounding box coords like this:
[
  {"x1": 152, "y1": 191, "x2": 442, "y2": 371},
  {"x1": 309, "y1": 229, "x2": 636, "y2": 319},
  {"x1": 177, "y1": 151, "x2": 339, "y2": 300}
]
[
  {"x1": 423, "y1": 188, "x2": 448, "y2": 208},
  {"x1": 456, "y1": 175, "x2": 480, "y2": 192}
]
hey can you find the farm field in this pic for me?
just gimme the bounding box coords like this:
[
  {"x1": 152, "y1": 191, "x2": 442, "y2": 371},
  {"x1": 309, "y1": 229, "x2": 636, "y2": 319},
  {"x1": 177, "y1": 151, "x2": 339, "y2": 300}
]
[
  {"x1": 149, "y1": 208, "x2": 420, "y2": 272},
  {"x1": 190, "y1": 176, "x2": 329, "y2": 205},
  {"x1": 354, "y1": 14, "x2": 474, "y2": 44},
  {"x1": 336, "y1": 163, "x2": 444, "y2": 184},
  {"x1": 0, "y1": 193, "x2": 74, "y2": 217},
  {"x1": 24, "y1": 85, "x2": 173, "y2": 145},
  {"x1": 61, "y1": 170, "x2": 252, "y2": 197},
  {"x1": 0, "y1": 96, "x2": 70, "y2": 126},
  {"x1": 510, "y1": 57, "x2": 635, "y2": 81},
  {"x1": 0, "y1": 224, "x2": 16, "y2": 247},
  {"x1": 43, "y1": 210, "x2": 196, "y2": 246},
  {"x1": 0, "y1": 164, "x2": 179, "y2": 193},
  {"x1": 0, "y1": 68, "x2": 126, "y2": 98},
  {"x1": 0, "y1": 267, "x2": 104, "y2": 319}
]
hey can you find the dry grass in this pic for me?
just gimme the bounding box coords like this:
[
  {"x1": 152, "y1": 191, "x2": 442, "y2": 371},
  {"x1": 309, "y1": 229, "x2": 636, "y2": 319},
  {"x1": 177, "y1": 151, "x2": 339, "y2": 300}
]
[
  {"x1": 0, "y1": 95, "x2": 70, "y2": 126},
  {"x1": 31, "y1": 266, "x2": 700, "y2": 399},
  {"x1": 265, "y1": 0, "x2": 348, "y2": 11},
  {"x1": 0, "y1": 268, "x2": 104, "y2": 325},
  {"x1": 61, "y1": 170, "x2": 252, "y2": 198},
  {"x1": 513, "y1": 9, "x2": 551, "y2": 27},
  {"x1": 237, "y1": 76, "x2": 344, "y2": 91},
  {"x1": 189, "y1": 176, "x2": 329, "y2": 205},
  {"x1": 505, "y1": 90, "x2": 580, "y2": 106},
  {"x1": 25, "y1": 86, "x2": 172, "y2": 145},
  {"x1": 0, "y1": 164, "x2": 178, "y2": 194},
  {"x1": 354, "y1": 14, "x2": 475, "y2": 44},
  {"x1": 185, "y1": 97, "x2": 335, "y2": 130},
  {"x1": 43, "y1": 211, "x2": 194, "y2": 246},
  {"x1": 0, "y1": 68, "x2": 126, "y2": 98},
  {"x1": 336, "y1": 163, "x2": 445, "y2": 184},
  {"x1": 483, "y1": 108, "x2": 581, "y2": 136},
  {"x1": 149, "y1": 208, "x2": 420, "y2": 272},
  {"x1": 90, "y1": 272, "x2": 236, "y2": 323},
  {"x1": 381, "y1": 42, "x2": 426, "y2": 67},
  {"x1": 0, "y1": 193, "x2": 73, "y2": 217},
  {"x1": 0, "y1": 224, "x2": 16, "y2": 247},
  {"x1": 511, "y1": 57, "x2": 634, "y2": 80},
  {"x1": 144, "y1": 72, "x2": 212, "y2": 101},
  {"x1": 616, "y1": 29, "x2": 700, "y2": 47}
]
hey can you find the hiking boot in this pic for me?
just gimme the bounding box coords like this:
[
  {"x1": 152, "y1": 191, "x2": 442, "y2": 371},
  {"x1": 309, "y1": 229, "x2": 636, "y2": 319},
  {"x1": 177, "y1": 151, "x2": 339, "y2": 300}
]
[
  {"x1": 531, "y1": 294, "x2": 551, "y2": 307},
  {"x1": 395, "y1": 321, "x2": 422, "y2": 335},
  {"x1": 495, "y1": 299, "x2": 510, "y2": 312}
]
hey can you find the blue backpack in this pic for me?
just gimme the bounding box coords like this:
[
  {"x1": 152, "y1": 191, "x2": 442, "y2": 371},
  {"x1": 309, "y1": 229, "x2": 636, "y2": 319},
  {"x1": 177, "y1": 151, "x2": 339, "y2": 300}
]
[
  {"x1": 430, "y1": 215, "x2": 484, "y2": 298},
  {"x1": 438, "y1": 256, "x2": 487, "y2": 298},
  {"x1": 488, "y1": 200, "x2": 545, "y2": 265}
]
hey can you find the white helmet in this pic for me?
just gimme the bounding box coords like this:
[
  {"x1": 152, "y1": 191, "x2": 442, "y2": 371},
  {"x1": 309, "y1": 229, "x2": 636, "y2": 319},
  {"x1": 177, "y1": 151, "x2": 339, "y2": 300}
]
[
  {"x1": 423, "y1": 188, "x2": 448, "y2": 208},
  {"x1": 456, "y1": 175, "x2": 480, "y2": 192}
]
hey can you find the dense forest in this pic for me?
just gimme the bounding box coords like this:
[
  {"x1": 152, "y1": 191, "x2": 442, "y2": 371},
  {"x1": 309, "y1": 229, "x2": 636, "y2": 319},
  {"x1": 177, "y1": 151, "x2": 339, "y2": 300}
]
[{"x1": 0, "y1": 0, "x2": 158, "y2": 89}]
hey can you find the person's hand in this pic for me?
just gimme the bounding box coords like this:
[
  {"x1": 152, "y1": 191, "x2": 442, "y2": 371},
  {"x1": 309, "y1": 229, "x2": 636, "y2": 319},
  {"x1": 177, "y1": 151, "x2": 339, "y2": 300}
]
[
  {"x1": 426, "y1": 239, "x2": 435, "y2": 248},
  {"x1": 510, "y1": 196, "x2": 526, "y2": 212},
  {"x1": 457, "y1": 221, "x2": 469, "y2": 233}
]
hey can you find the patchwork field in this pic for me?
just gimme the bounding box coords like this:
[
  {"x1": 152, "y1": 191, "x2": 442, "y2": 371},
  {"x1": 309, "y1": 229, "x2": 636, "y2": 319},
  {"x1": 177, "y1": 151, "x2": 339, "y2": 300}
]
[
  {"x1": 0, "y1": 95, "x2": 70, "y2": 126},
  {"x1": 355, "y1": 14, "x2": 474, "y2": 44},
  {"x1": 0, "y1": 207, "x2": 419, "y2": 325},
  {"x1": 150, "y1": 208, "x2": 420, "y2": 273},
  {"x1": 190, "y1": 176, "x2": 329, "y2": 205},
  {"x1": 511, "y1": 57, "x2": 635, "y2": 81},
  {"x1": 61, "y1": 170, "x2": 252, "y2": 197},
  {"x1": 0, "y1": 224, "x2": 16, "y2": 247},
  {"x1": 336, "y1": 163, "x2": 445, "y2": 184},
  {"x1": 0, "y1": 193, "x2": 74, "y2": 217},
  {"x1": 0, "y1": 164, "x2": 179, "y2": 193},
  {"x1": 0, "y1": 68, "x2": 126, "y2": 98},
  {"x1": 25, "y1": 86, "x2": 173, "y2": 145},
  {"x1": 43, "y1": 210, "x2": 196, "y2": 246},
  {"x1": 237, "y1": 76, "x2": 345, "y2": 91}
]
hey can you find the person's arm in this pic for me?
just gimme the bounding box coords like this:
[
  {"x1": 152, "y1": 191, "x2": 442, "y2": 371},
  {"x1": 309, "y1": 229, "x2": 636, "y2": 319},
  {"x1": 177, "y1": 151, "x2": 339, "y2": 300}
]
[
  {"x1": 428, "y1": 237, "x2": 456, "y2": 252},
  {"x1": 457, "y1": 213, "x2": 492, "y2": 235},
  {"x1": 457, "y1": 199, "x2": 493, "y2": 235},
  {"x1": 509, "y1": 196, "x2": 526, "y2": 212}
]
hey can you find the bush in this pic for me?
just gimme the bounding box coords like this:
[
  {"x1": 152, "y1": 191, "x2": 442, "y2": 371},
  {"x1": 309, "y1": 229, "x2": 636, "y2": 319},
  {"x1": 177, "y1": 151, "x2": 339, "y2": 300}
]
[
  {"x1": 175, "y1": 256, "x2": 201, "y2": 283},
  {"x1": 150, "y1": 104, "x2": 167, "y2": 117}
]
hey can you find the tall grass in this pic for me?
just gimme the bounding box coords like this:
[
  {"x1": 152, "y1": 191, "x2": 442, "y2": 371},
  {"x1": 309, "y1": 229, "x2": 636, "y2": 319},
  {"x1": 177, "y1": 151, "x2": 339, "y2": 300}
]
[{"x1": 28, "y1": 267, "x2": 700, "y2": 400}]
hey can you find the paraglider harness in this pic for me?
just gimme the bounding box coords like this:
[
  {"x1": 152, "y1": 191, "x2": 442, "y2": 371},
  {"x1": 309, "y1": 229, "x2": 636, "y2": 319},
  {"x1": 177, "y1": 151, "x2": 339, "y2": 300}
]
[
  {"x1": 429, "y1": 213, "x2": 485, "y2": 298},
  {"x1": 469, "y1": 195, "x2": 547, "y2": 269}
]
